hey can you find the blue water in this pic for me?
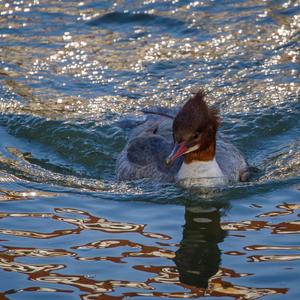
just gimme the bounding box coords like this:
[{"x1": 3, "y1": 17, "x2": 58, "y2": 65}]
[{"x1": 0, "y1": 0, "x2": 299, "y2": 299}]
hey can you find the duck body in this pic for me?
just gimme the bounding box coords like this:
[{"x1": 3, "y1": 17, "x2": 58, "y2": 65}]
[
  {"x1": 116, "y1": 91, "x2": 249, "y2": 187},
  {"x1": 116, "y1": 113, "x2": 181, "y2": 182}
]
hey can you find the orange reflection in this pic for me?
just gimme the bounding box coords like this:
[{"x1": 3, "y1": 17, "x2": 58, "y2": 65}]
[
  {"x1": 0, "y1": 208, "x2": 171, "y2": 240},
  {"x1": 73, "y1": 239, "x2": 175, "y2": 262},
  {"x1": 222, "y1": 219, "x2": 300, "y2": 235},
  {"x1": 272, "y1": 221, "x2": 300, "y2": 234},
  {"x1": 248, "y1": 254, "x2": 300, "y2": 262},
  {"x1": 257, "y1": 202, "x2": 300, "y2": 218},
  {"x1": 0, "y1": 206, "x2": 290, "y2": 299}
]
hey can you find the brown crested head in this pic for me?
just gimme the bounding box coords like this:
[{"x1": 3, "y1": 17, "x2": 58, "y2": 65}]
[{"x1": 166, "y1": 90, "x2": 219, "y2": 164}]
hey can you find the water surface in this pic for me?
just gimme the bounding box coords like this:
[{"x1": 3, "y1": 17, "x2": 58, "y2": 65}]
[{"x1": 0, "y1": 0, "x2": 299, "y2": 299}]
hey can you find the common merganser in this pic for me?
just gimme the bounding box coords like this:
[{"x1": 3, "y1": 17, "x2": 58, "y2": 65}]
[{"x1": 116, "y1": 90, "x2": 250, "y2": 187}]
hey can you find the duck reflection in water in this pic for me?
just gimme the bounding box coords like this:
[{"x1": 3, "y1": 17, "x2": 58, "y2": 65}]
[{"x1": 174, "y1": 204, "x2": 226, "y2": 288}]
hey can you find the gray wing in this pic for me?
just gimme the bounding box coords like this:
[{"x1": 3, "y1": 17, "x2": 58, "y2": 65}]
[
  {"x1": 216, "y1": 134, "x2": 249, "y2": 182},
  {"x1": 116, "y1": 112, "x2": 182, "y2": 182}
]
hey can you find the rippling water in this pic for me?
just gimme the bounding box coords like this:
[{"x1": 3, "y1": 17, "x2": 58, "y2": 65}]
[{"x1": 0, "y1": 0, "x2": 299, "y2": 299}]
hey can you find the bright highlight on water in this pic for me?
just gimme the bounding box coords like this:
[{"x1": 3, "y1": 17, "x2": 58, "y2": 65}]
[{"x1": 0, "y1": 0, "x2": 299, "y2": 299}]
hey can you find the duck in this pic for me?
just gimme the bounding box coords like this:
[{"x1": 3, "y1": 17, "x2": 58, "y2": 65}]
[{"x1": 116, "y1": 90, "x2": 250, "y2": 187}]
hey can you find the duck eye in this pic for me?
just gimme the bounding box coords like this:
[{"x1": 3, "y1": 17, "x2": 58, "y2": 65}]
[{"x1": 193, "y1": 132, "x2": 200, "y2": 139}]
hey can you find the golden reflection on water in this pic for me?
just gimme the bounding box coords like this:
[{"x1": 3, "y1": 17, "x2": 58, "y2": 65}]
[
  {"x1": 0, "y1": 188, "x2": 56, "y2": 202},
  {"x1": 0, "y1": 205, "x2": 290, "y2": 299},
  {"x1": 1, "y1": 0, "x2": 298, "y2": 122},
  {"x1": 0, "y1": 0, "x2": 299, "y2": 299}
]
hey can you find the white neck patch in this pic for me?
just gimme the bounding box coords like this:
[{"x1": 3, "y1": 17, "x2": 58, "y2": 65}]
[{"x1": 176, "y1": 158, "x2": 227, "y2": 187}]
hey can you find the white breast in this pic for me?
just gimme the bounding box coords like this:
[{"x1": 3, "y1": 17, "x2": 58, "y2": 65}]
[{"x1": 176, "y1": 158, "x2": 227, "y2": 187}]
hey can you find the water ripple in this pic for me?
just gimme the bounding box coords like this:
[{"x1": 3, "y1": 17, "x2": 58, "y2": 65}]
[{"x1": 0, "y1": 0, "x2": 299, "y2": 299}]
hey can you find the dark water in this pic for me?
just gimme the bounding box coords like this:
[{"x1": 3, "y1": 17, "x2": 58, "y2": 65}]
[{"x1": 0, "y1": 0, "x2": 299, "y2": 299}]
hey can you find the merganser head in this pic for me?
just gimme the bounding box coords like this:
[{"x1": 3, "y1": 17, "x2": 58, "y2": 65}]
[{"x1": 166, "y1": 90, "x2": 219, "y2": 165}]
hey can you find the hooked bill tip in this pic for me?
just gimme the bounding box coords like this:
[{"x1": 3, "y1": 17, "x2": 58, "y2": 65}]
[{"x1": 165, "y1": 158, "x2": 172, "y2": 165}]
